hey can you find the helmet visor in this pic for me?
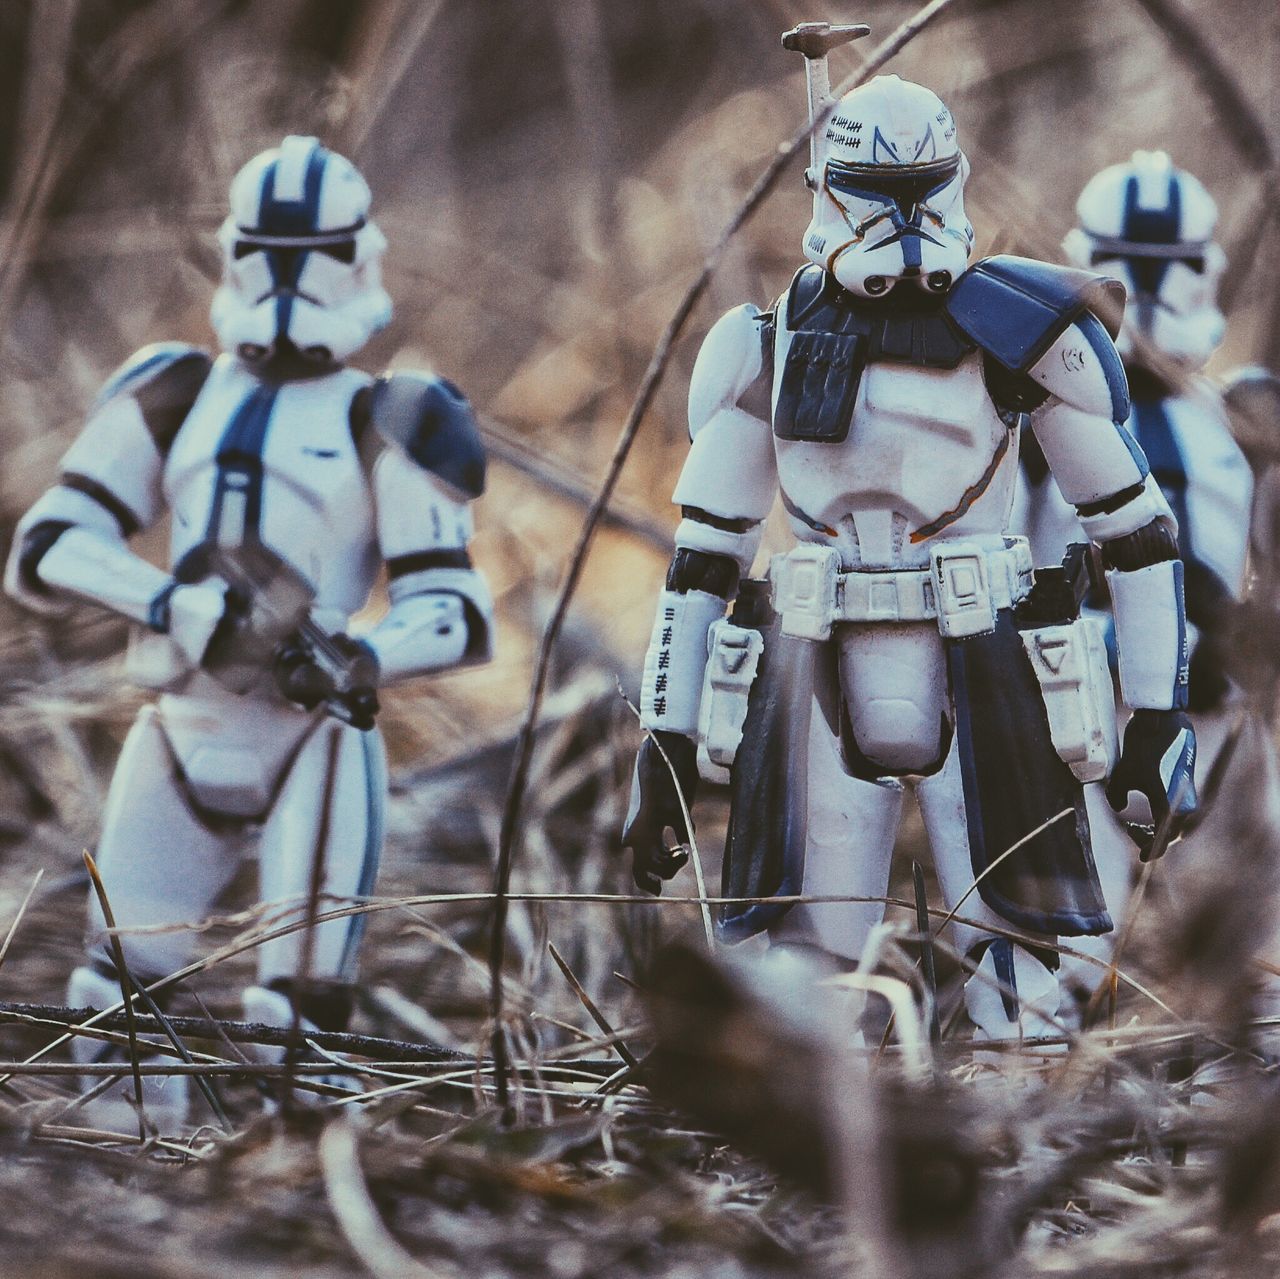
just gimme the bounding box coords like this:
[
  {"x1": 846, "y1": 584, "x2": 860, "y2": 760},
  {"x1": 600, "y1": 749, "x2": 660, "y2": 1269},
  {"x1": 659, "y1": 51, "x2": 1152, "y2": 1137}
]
[{"x1": 825, "y1": 154, "x2": 961, "y2": 216}]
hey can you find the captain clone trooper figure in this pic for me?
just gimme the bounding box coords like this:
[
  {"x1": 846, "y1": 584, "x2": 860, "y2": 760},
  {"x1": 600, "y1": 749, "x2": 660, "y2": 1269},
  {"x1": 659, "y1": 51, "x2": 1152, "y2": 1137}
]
[
  {"x1": 4, "y1": 136, "x2": 493, "y2": 1118},
  {"x1": 1013, "y1": 153, "x2": 1280, "y2": 1003},
  {"x1": 622, "y1": 29, "x2": 1198, "y2": 1040}
]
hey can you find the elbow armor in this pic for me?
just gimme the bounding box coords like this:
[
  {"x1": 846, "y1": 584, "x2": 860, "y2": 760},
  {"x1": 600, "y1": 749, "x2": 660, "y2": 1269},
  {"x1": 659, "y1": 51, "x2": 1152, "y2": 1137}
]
[
  {"x1": 666, "y1": 547, "x2": 739, "y2": 598},
  {"x1": 1099, "y1": 517, "x2": 1179, "y2": 571}
]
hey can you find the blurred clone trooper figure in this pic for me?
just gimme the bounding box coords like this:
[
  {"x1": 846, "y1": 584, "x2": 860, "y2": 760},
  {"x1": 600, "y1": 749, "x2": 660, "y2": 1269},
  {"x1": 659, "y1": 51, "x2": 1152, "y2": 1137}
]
[
  {"x1": 5, "y1": 136, "x2": 493, "y2": 1121},
  {"x1": 623, "y1": 34, "x2": 1197, "y2": 1043},
  {"x1": 1012, "y1": 152, "x2": 1280, "y2": 1003}
]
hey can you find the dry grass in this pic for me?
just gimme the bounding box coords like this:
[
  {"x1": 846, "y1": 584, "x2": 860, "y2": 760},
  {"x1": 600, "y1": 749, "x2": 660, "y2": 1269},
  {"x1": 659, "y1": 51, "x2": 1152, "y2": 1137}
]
[{"x1": 0, "y1": 0, "x2": 1278, "y2": 1275}]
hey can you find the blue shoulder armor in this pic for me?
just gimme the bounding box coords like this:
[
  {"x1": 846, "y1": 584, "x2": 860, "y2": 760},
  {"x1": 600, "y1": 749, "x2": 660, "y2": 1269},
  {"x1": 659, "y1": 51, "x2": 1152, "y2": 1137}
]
[
  {"x1": 93, "y1": 342, "x2": 212, "y2": 411},
  {"x1": 91, "y1": 342, "x2": 213, "y2": 457},
  {"x1": 945, "y1": 255, "x2": 1126, "y2": 373},
  {"x1": 363, "y1": 372, "x2": 486, "y2": 499}
]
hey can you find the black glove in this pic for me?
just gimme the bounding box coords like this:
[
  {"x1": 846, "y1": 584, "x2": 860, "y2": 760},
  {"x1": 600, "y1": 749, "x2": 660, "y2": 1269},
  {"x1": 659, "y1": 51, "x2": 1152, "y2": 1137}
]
[
  {"x1": 621, "y1": 732, "x2": 699, "y2": 895},
  {"x1": 1106, "y1": 708, "x2": 1198, "y2": 859},
  {"x1": 274, "y1": 635, "x2": 380, "y2": 731}
]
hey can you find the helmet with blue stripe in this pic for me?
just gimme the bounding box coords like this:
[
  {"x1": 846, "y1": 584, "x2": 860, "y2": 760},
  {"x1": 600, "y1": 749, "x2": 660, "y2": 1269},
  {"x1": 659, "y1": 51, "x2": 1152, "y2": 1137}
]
[
  {"x1": 211, "y1": 135, "x2": 392, "y2": 365},
  {"x1": 802, "y1": 75, "x2": 974, "y2": 300},
  {"x1": 1063, "y1": 152, "x2": 1224, "y2": 370}
]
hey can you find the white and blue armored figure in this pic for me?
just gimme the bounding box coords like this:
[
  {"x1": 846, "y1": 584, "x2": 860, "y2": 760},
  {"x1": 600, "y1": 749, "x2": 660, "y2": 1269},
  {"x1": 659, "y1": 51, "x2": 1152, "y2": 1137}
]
[
  {"x1": 622, "y1": 32, "x2": 1197, "y2": 1041},
  {"x1": 1013, "y1": 153, "x2": 1280, "y2": 1000},
  {"x1": 4, "y1": 136, "x2": 493, "y2": 1118}
]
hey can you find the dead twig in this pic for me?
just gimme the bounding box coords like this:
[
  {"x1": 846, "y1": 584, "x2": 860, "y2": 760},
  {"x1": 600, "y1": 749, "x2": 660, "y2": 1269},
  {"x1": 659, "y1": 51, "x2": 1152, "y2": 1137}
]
[
  {"x1": 547, "y1": 942, "x2": 640, "y2": 1069},
  {"x1": 320, "y1": 1115, "x2": 446, "y2": 1279},
  {"x1": 0, "y1": 1002, "x2": 468, "y2": 1064},
  {"x1": 83, "y1": 850, "x2": 146, "y2": 1141},
  {"x1": 0, "y1": 868, "x2": 43, "y2": 975},
  {"x1": 1130, "y1": 0, "x2": 1280, "y2": 314}
]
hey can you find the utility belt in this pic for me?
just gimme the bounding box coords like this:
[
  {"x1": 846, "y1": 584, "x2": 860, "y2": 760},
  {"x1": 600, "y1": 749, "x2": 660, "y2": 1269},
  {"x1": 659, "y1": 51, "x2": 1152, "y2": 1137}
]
[
  {"x1": 768, "y1": 539, "x2": 1035, "y2": 641},
  {"x1": 697, "y1": 541, "x2": 1116, "y2": 787}
]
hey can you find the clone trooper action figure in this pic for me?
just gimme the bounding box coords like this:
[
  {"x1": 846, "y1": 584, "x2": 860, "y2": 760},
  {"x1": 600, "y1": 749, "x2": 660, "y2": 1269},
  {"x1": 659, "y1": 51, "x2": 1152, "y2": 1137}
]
[
  {"x1": 623, "y1": 39, "x2": 1197, "y2": 1040},
  {"x1": 5, "y1": 136, "x2": 492, "y2": 1116},
  {"x1": 1013, "y1": 153, "x2": 1280, "y2": 998}
]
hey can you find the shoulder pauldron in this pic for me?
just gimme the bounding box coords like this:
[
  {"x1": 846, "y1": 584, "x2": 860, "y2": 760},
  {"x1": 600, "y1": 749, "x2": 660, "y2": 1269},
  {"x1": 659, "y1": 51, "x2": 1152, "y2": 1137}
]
[
  {"x1": 353, "y1": 372, "x2": 486, "y2": 499},
  {"x1": 95, "y1": 343, "x2": 214, "y2": 456},
  {"x1": 945, "y1": 255, "x2": 1126, "y2": 373}
]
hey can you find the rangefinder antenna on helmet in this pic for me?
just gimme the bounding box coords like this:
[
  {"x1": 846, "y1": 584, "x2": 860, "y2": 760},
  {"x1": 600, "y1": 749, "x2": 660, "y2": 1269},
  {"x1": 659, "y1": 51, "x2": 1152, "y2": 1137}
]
[{"x1": 780, "y1": 22, "x2": 871, "y2": 185}]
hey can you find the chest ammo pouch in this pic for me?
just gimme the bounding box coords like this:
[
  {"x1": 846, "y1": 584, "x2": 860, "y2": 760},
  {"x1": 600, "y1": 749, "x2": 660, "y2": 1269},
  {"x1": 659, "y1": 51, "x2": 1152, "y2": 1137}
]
[{"x1": 773, "y1": 265, "x2": 974, "y2": 443}]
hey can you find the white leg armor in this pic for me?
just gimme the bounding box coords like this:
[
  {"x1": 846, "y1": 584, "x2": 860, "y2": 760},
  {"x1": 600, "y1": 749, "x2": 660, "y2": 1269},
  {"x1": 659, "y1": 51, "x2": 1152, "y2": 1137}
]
[
  {"x1": 1053, "y1": 783, "x2": 1137, "y2": 1007},
  {"x1": 771, "y1": 693, "x2": 904, "y2": 962},
  {"x1": 256, "y1": 720, "x2": 386, "y2": 991},
  {"x1": 85, "y1": 705, "x2": 246, "y2": 980},
  {"x1": 962, "y1": 941, "x2": 1061, "y2": 1042},
  {"x1": 240, "y1": 984, "x2": 360, "y2": 1100},
  {"x1": 917, "y1": 739, "x2": 1063, "y2": 1038}
]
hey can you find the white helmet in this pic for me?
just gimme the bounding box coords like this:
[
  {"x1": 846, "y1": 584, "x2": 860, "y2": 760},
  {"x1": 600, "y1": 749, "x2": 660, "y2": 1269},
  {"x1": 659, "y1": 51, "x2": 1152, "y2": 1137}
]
[
  {"x1": 1063, "y1": 151, "x2": 1224, "y2": 370},
  {"x1": 210, "y1": 135, "x2": 392, "y2": 365},
  {"x1": 803, "y1": 75, "x2": 973, "y2": 298}
]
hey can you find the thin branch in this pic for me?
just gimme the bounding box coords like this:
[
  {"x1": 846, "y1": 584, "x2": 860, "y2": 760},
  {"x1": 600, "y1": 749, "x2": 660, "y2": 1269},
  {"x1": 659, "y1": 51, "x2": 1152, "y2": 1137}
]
[
  {"x1": 547, "y1": 942, "x2": 639, "y2": 1069},
  {"x1": 1131, "y1": 0, "x2": 1278, "y2": 191},
  {"x1": 129, "y1": 982, "x2": 232, "y2": 1133},
  {"x1": 1130, "y1": 0, "x2": 1280, "y2": 314},
  {"x1": 320, "y1": 1116, "x2": 446, "y2": 1279},
  {"x1": 479, "y1": 416, "x2": 673, "y2": 553},
  {"x1": 0, "y1": 1003, "x2": 470, "y2": 1065},
  {"x1": 0, "y1": 869, "x2": 43, "y2": 974},
  {"x1": 83, "y1": 850, "x2": 146, "y2": 1141}
]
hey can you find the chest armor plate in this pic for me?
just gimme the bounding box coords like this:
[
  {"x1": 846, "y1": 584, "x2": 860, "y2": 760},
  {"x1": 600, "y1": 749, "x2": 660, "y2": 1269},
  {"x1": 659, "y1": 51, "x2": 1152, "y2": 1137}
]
[
  {"x1": 164, "y1": 358, "x2": 377, "y2": 610},
  {"x1": 773, "y1": 266, "x2": 975, "y2": 443}
]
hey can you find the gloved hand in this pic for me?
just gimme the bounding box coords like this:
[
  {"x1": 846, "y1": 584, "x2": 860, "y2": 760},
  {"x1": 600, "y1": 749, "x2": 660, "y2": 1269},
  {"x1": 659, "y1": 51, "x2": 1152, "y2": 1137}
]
[
  {"x1": 621, "y1": 731, "x2": 699, "y2": 895},
  {"x1": 274, "y1": 634, "x2": 380, "y2": 730},
  {"x1": 1107, "y1": 708, "x2": 1198, "y2": 859},
  {"x1": 150, "y1": 579, "x2": 232, "y2": 671}
]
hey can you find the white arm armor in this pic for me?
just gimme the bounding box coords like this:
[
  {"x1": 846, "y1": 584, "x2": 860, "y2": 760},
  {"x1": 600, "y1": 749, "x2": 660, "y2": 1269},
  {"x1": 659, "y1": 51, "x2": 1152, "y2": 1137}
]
[
  {"x1": 639, "y1": 304, "x2": 778, "y2": 736},
  {"x1": 356, "y1": 446, "x2": 493, "y2": 682},
  {"x1": 1107, "y1": 559, "x2": 1187, "y2": 710},
  {"x1": 1029, "y1": 321, "x2": 1186, "y2": 711},
  {"x1": 4, "y1": 372, "x2": 175, "y2": 622}
]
